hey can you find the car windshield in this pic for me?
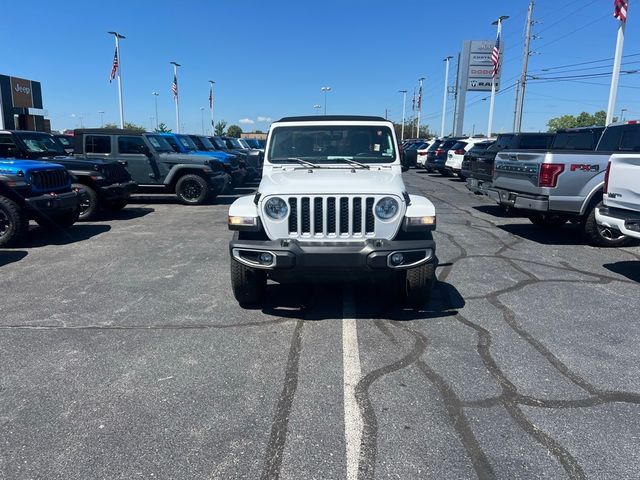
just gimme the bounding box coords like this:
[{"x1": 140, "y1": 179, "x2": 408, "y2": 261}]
[
  {"x1": 196, "y1": 136, "x2": 215, "y2": 150},
  {"x1": 245, "y1": 138, "x2": 260, "y2": 148},
  {"x1": 176, "y1": 135, "x2": 198, "y2": 151},
  {"x1": 238, "y1": 139, "x2": 251, "y2": 149},
  {"x1": 487, "y1": 134, "x2": 515, "y2": 152},
  {"x1": 450, "y1": 142, "x2": 467, "y2": 151},
  {"x1": 211, "y1": 137, "x2": 227, "y2": 149},
  {"x1": 269, "y1": 125, "x2": 396, "y2": 164},
  {"x1": 228, "y1": 138, "x2": 244, "y2": 149},
  {"x1": 16, "y1": 132, "x2": 66, "y2": 155},
  {"x1": 145, "y1": 134, "x2": 174, "y2": 152},
  {"x1": 469, "y1": 142, "x2": 493, "y2": 153},
  {"x1": 427, "y1": 141, "x2": 441, "y2": 152},
  {"x1": 57, "y1": 136, "x2": 73, "y2": 147}
]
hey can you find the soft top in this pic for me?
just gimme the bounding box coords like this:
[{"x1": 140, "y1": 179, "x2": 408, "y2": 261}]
[
  {"x1": 275, "y1": 115, "x2": 388, "y2": 123},
  {"x1": 74, "y1": 128, "x2": 146, "y2": 135}
]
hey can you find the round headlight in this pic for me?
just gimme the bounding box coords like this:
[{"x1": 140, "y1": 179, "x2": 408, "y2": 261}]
[
  {"x1": 375, "y1": 197, "x2": 399, "y2": 220},
  {"x1": 265, "y1": 197, "x2": 289, "y2": 220}
]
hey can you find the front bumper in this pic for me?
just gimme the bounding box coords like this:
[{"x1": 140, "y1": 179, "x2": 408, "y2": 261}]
[
  {"x1": 487, "y1": 188, "x2": 549, "y2": 211},
  {"x1": 100, "y1": 180, "x2": 138, "y2": 200},
  {"x1": 24, "y1": 190, "x2": 79, "y2": 215},
  {"x1": 207, "y1": 172, "x2": 232, "y2": 195},
  {"x1": 230, "y1": 237, "x2": 436, "y2": 276},
  {"x1": 596, "y1": 206, "x2": 640, "y2": 240}
]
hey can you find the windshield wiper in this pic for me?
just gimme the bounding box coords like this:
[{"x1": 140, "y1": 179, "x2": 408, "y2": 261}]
[
  {"x1": 282, "y1": 157, "x2": 321, "y2": 168},
  {"x1": 331, "y1": 157, "x2": 371, "y2": 170}
]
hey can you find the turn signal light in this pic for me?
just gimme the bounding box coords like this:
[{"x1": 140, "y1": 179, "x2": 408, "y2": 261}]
[
  {"x1": 228, "y1": 216, "x2": 258, "y2": 226},
  {"x1": 539, "y1": 164, "x2": 564, "y2": 188},
  {"x1": 406, "y1": 215, "x2": 436, "y2": 226}
]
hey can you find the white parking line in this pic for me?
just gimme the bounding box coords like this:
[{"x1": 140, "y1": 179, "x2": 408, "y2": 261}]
[{"x1": 342, "y1": 287, "x2": 363, "y2": 480}]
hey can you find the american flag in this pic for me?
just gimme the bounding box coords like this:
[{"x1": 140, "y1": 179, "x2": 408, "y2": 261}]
[
  {"x1": 411, "y1": 89, "x2": 416, "y2": 112},
  {"x1": 614, "y1": 0, "x2": 628, "y2": 22},
  {"x1": 172, "y1": 74, "x2": 178, "y2": 100},
  {"x1": 491, "y1": 31, "x2": 501, "y2": 77},
  {"x1": 417, "y1": 83, "x2": 423, "y2": 111},
  {"x1": 209, "y1": 84, "x2": 213, "y2": 108},
  {"x1": 109, "y1": 47, "x2": 119, "y2": 83}
]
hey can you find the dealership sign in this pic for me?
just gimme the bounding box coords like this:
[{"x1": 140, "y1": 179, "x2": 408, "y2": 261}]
[
  {"x1": 10, "y1": 76, "x2": 34, "y2": 108},
  {"x1": 463, "y1": 40, "x2": 502, "y2": 92}
]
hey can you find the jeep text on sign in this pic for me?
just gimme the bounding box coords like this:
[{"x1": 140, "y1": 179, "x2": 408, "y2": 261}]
[{"x1": 10, "y1": 77, "x2": 33, "y2": 109}]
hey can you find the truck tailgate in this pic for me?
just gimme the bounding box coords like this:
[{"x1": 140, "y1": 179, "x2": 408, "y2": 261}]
[
  {"x1": 493, "y1": 152, "x2": 542, "y2": 194},
  {"x1": 605, "y1": 153, "x2": 640, "y2": 212}
]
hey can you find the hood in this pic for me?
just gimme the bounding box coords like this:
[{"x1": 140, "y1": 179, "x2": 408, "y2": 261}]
[
  {"x1": 158, "y1": 153, "x2": 215, "y2": 165},
  {"x1": 0, "y1": 159, "x2": 67, "y2": 173},
  {"x1": 258, "y1": 166, "x2": 405, "y2": 196}
]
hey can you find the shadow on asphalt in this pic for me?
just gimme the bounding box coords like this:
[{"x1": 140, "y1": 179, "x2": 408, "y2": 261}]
[
  {"x1": 472, "y1": 204, "x2": 523, "y2": 218},
  {"x1": 95, "y1": 207, "x2": 155, "y2": 222},
  {"x1": 255, "y1": 279, "x2": 464, "y2": 322},
  {"x1": 0, "y1": 250, "x2": 28, "y2": 266},
  {"x1": 603, "y1": 261, "x2": 640, "y2": 283},
  {"x1": 496, "y1": 223, "x2": 590, "y2": 246},
  {"x1": 23, "y1": 224, "x2": 111, "y2": 248}
]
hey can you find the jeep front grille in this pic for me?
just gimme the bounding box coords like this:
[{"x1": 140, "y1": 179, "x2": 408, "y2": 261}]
[
  {"x1": 30, "y1": 169, "x2": 68, "y2": 191},
  {"x1": 287, "y1": 195, "x2": 376, "y2": 238}
]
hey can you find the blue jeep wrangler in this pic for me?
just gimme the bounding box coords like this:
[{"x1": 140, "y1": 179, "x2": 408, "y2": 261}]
[{"x1": 0, "y1": 159, "x2": 80, "y2": 247}]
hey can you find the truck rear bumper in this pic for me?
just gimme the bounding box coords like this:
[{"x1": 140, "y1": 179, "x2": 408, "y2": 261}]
[
  {"x1": 487, "y1": 188, "x2": 549, "y2": 211},
  {"x1": 229, "y1": 237, "x2": 437, "y2": 281},
  {"x1": 24, "y1": 191, "x2": 79, "y2": 215},
  {"x1": 466, "y1": 178, "x2": 491, "y2": 195},
  {"x1": 596, "y1": 206, "x2": 640, "y2": 240}
]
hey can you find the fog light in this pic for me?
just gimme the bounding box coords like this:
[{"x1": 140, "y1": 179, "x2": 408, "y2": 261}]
[
  {"x1": 259, "y1": 253, "x2": 273, "y2": 264},
  {"x1": 390, "y1": 253, "x2": 404, "y2": 265}
]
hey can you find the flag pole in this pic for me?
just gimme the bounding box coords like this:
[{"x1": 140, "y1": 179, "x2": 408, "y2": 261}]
[
  {"x1": 171, "y1": 61, "x2": 181, "y2": 133},
  {"x1": 606, "y1": 8, "x2": 627, "y2": 124},
  {"x1": 416, "y1": 77, "x2": 425, "y2": 138},
  {"x1": 441, "y1": 57, "x2": 453, "y2": 138},
  {"x1": 209, "y1": 80, "x2": 215, "y2": 135},
  {"x1": 108, "y1": 31, "x2": 126, "y2": 129},
  {"x1": 487, "y1": 16, "x2": 508, "y2": 137}
]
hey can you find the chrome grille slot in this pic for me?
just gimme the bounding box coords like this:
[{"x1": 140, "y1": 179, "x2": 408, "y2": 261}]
[
  {"x1": 301, "y1": 197, "x2": 311, "y2": 234},
  {"x1": 353, "y1": 198, "x2": 362, "y2": 233},
  {"x1": 288, "y1": 198, "x2": 298, "y2": 233},
  {"x1": 365, "y1": 198, "x2": 375, "y2": 233},
  {"x1": 339, "y1": 197, "x2": 349, "y2": 235},
  {"x1": 327, "y1": 198, "x2": 336, "y2": 234},
  {"x1": 314, "y1": 198, "x2": 323, "y2": 234}
]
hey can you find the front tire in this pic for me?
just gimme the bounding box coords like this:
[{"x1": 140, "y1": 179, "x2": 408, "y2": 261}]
[
  {"x1": 398, "y1": 263, "x2": 436, "y2": 309},
  {"x1": 0, "y1": 196, "x2": 29, "y2": 247},
  {"x1": 230, "y1": 258, "x2": 266, "y2": 307},
  {"x1": 175, "y1": 174, "x2": 209, "y2": 205},
  {"x1": 582, "y1": 201, "x2": 631, "y2": 247},
  {"x1": 73, "y1": 183, "x2": 99, "y2": 221}
]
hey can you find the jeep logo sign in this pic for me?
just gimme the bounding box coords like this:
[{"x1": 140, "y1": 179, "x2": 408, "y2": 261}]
[{"x1": 10, "y1": 76, "x2": 34, "y2": 108}]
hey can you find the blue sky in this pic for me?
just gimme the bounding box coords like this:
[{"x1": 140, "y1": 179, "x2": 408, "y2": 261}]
[{"x1": 2, "y1": 0, "x2": 638, "y2": 134}]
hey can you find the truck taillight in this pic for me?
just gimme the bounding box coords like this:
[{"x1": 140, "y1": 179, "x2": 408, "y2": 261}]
[
  {"x1": 435, "y1": 149, "x2": 445, "y2": 156},
  {"x1": 454, "y1": 149, "x2": 465, "y2": 155},
  {"x1": 603, "y1": 160, "x2": 612, "y2": 194},
  {"x1": 539, "y1": 164, "x2": 564, "y2": 188}
]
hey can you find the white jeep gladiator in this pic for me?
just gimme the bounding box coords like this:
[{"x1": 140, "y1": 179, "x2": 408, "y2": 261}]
[{"x1": 227, "y1": 115, "x2": 438, "y2": 308}]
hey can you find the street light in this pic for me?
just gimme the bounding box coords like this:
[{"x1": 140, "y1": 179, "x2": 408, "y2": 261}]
[
  {"x1": 200, "y1": 107, "x2": 205, "y2": 135},
  {"x1": 321, "y1": 86, "x2": 331, "y2": 115},
  {"x1": 620, "y1": 108, "x2": 628, "y2": 122},
  {"x1": 441, "y1": 56, "x2": 453, "y2": 138},
  {"x1": 107, "y1": 31, "x2": 126, "y2": 128},
  {"x1": 152, "y1": 92, "x2": 159, "y2": 130},
  {"x1": 398, "y1": 90, "x2": 407, "y2": 141},
  {"x1": 98, "y1": 111, "x2": 105, "y2": 128},
  {"x1": 313, "y1": 104, "x2": 322, "y2": 115}
]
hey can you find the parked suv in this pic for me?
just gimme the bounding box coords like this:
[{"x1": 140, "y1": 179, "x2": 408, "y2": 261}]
[
  {"x1": 445, "y1": 137, "x2": 492, "y2": 178},
  {"x1": 0, "y1": 159, "x2": 80, "y2": 246},
  {"x1": 460, "y1": 140, "x2": 494, "y2": 186},
  {"x1": 73, "y1": 129, "x2": 229, "y2": 205},
  {"x1": 0, "y1": 130, "x2": 136, "y2": 220},
  {"x1": 424, "y1": 137, "x2": 464, "y2": 174},
  {"x1": 227, "y1": 115, "x2": 438, "y2": 308}
]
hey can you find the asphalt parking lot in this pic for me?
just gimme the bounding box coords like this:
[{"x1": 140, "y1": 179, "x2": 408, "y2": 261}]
[{"x1": 1, "y1": 170, "x2": 639, "y2": 480}]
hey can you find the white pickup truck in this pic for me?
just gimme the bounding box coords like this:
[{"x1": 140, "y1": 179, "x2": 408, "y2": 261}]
[
  {"x1": 227, "y1": 115, "x2": 438, "y2": 308},
  {"x1": 596, "y1": 154, "x2": 640, "y2": 240}
]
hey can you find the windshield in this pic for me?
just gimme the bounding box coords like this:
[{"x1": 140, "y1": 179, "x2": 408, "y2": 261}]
[
  {"x1": 16, "y1": 132, "x2": 66, "y2": 155},
  {"x1": 487, "y1": 134, "x2": 515, "y2": 152},
  {"x1": 245, "y1": 138, "x2": 260, "y2": 148},
  {"x1": 176, "y1": 135, "x2": 198, "y2": 151},
  {"x1": 145, "y1": 134, "x2": 174, "y2": 152},
  {"x1": 228, "y1": 138, "x2": 244, "y2": 149},
  {"x1": 268, "y1": 125, "x2": 396, "y2": 164},
  {"x1": 212, "y1": 137, "x2": 227, "y2": 149},
  {"x1": 469, "y1": 141, "x2": 493, "y2": 153},
  {"x1": 238, "y1": 139, "x2": 250, "y2": 149},
  {"x1": 161, "y1": 135, "x2": 182, "y2": 153},
  {"x1": 57, "y1": 136, "x2": 73, "y2": 147}
]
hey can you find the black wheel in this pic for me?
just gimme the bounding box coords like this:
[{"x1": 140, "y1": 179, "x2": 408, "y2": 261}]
[
  {"x1": 35, "y1": 208, "x2": 80, "y2": 229},
  {"x1": 582, "y1": 201, "x2": 631, "y2": 247},
  {"x1": 175, "y1": 174, "x2": 209, "y2": 205},
  {"x1": 398, "y1": 263, "x2": 436, "y2": 309},
  {"x1": 0, "y1": 196, "x2": 29, "y2": 247},
  {"x1": 230, "y1": 258, "x2": 266, "y2": 307},
  {"x1": 104, "y1": 199, "x2": 129, "y2": 211},
  {"x1": 528, "y1": 212, "x2": 568, "y2": 228},
  {"x1": 73, "y1": 183, "x2": 99, "y2": 221}
]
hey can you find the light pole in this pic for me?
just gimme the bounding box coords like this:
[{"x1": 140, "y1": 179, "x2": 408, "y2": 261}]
[
  {"x1": 107, "y1": 31, "x2": 125, "y2": 128},
  {"x1": 487, "y1": 15, "x2": 509, "y2": 137},
  {"x1": 313, "y1": 104, "x2": 322, "y2": 115},
  {"x1": 152, "y1": 92, "x2": 159, "y2": 130},
  {"x1": 321, "y1": 86, "x2": 331, "y2": 115},
  {"x1": 200, "y1": 107, "x2": 205, "y2": 135},
  {"x1": 208, "y1": 80, "x2": 215, "y2": 135},
  {"x1": 170, "y1": 61, "x2": 181, "y2": 133},
  {"x1": 98, "y1": 111, "x2": 105, "y2": 128},
  {"x1": 441, "y1": 57, "x2": 453, "y2": 138},
  {"x1": 399, "y1": 90, "x2": 407, "y2": 141},
  {"x1": 620, "y1": 108, "x2": 627, "y2": 122}
]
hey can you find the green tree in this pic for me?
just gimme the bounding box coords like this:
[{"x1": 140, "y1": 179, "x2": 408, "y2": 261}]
[
  {"x1": 154, "y1": 122, "x2": 172, "y2": 133},
  {"x1": 547, "y1": 115, "x2": 578, "y2": 132},
  {"x1": 103, "y1": 122, "x2": 146, "y2": 132},
  {"x1": 227, "y1": 125, "x2": 243, "y2": 138},
  {"x1": 254, "y1": 129, "x2": 264, "y2": 134},
  {"x1": 547, "y1": 110, "x2": 609, "y2": 132},
  {"x1": 592, "y1": 110, "x2": 607, "y2": 126},
  {"x1": 214, "y1": 120, "x2": 227, "y2": 136}
]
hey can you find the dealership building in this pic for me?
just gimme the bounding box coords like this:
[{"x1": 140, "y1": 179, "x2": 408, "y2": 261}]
[{"x1": 0, "y1": 74, "x2": 50, "y2": 132}]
